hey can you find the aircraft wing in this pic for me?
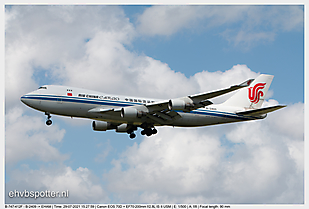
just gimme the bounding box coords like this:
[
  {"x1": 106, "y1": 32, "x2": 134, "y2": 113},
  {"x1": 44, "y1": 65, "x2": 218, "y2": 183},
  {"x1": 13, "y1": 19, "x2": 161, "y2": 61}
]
[
  {"x1": 236, "y1": 105, "x2": 287, "y2": 116},
  {"x1": 88, "y1": 78, "x2": 254, "y2": 125},
  {"x1": 146, "y1": 78, "x2": 254, "y2": 112},
  {"x1": 188, "y1": 78, "x2": 254, "y2": 102},
  {"x1": 145, "y1": 108, "x2": 181, "y2": 124},
  {"x1": 143, "y1": 78, "x2": 254, "y2": 124}
]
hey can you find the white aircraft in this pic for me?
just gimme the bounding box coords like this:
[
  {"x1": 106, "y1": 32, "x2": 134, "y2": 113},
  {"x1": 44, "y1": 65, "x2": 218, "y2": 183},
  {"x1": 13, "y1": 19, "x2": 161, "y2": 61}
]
[{"x1": 21, "y1": 74, "x2": 286, "y2": 139}]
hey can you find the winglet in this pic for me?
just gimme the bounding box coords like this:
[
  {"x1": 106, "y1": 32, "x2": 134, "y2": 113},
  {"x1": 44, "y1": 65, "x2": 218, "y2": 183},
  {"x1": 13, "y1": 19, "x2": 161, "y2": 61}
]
[{"x1": 238, "y1": 78, "x2": 255, "y2": 87}]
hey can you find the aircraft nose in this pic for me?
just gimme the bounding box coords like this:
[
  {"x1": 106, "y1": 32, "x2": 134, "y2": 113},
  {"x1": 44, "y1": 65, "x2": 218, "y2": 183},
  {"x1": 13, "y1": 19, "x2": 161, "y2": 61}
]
[
  {"x1": 20, "y1": 94, "x2": 30, "y2": 106},
  {"x1": 20, "y1": 93, "x2": 42, "y2": 109},
  {"x1": 20, "y1": 95, "x2": 27, "y2": 104}
]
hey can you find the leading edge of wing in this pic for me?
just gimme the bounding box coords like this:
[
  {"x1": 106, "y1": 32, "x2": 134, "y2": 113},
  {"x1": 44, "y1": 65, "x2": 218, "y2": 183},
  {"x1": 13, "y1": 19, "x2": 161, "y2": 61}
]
[{"x1": 189, "y1": 78, "x2": 254, "y2": 101}]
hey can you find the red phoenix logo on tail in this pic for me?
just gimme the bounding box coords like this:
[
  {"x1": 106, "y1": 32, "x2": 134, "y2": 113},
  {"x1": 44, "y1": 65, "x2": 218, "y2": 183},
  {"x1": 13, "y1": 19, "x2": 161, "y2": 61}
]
[{"x1": 248, "y1": 83, "x2": 266, "y2": 104}]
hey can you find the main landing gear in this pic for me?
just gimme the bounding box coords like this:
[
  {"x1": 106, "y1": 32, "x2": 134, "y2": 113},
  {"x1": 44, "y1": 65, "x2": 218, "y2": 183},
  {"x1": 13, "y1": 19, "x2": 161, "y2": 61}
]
[
  {"x1": 129, "y1": 132, "x2": 136, "y2": 139},
  {"x1": 127, "y1": 126, "x2": 137, "y2": 139},
  {"x1": 140, "y1": 123, "x2": 158, "y2": 137},
  {"x1": 141, "y1": 128, "x2": 158, "y2": 137},
  {"x1": 125, "y1": 125, "x2": 158, "y2": 139},
  {"x1": 45, "y1": 112, "x2": 52, "y2": 126}
]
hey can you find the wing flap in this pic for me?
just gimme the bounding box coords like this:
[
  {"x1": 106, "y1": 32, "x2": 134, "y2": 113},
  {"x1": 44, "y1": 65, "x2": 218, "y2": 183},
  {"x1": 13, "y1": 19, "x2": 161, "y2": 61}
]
[
  {"x1": 146, "y1": 110, "x2": 182, "y2": 125},
  {"x1": 146, "y1": 100, "x2": 170, "y2": 112},
  {"x1": 236, "y1": 105, "x2": 286, "y2": 116}
]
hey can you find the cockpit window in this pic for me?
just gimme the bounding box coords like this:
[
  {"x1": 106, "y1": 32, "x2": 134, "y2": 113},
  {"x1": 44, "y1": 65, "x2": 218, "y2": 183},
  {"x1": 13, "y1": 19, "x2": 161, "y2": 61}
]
[{"x1": 38, "y1": 86, "x2": 47, "y2": 89}]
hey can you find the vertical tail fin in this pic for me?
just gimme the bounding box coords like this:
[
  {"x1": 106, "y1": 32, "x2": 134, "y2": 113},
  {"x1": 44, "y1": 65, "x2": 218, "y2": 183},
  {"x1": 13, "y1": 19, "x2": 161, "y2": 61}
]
[{"x1": 223, "y1": 74, "x2": 274, "y2": 109}]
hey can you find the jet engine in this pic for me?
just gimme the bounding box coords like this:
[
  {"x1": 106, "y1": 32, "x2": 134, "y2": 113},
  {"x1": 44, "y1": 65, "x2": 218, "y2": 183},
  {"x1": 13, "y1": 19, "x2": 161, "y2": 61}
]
[
  {"x1": 121, "y1": 107, "x2": 148, "y2": 118},
  {"x1": 116, "y1": 124, "x2": 132, "y2": 132},
  {"x1": 168, "y1": 98, "x2": 194, "y2": 111},
  {"x1": 92, "y1": 121, "x2": 114, "y2": 131}
]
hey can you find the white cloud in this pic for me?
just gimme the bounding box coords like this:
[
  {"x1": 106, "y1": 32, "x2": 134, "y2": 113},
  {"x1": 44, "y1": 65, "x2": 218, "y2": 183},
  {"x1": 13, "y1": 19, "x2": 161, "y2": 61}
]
[
  {"x1": 267, "y1": 102, "x2": 304, "y2": 140},
  {"x1": 6, "y1": 165, "x2": 108, "y2": 203},
  {"x1": 136, "y1": 6, "x2": 205, "y2": 36},
  {"x1": 5, "y1": 5, "x2": 134, "y2": 108},
  {"x1": 5, "y1": 5, "x2": 283, "y2": 106},
  {"x1": 6, "y1": 107, "x2": 68, "y2": 164},
  {"x1": 62, "y1": 37, "x2": 257, "y2": 100},
  {"x1": 63, "y1": 42, "x2": 197, "y2": 99},
  {"x1": 5, "y1": 5, "x2": 196, "y2": 104},
  {"x1": 105, "y1": 103, "x2": 303, "y2": 203},
  {"x1": 6, "y1": 5, "x2": 303, "y2": 107},
  {"x1": 221, "y1": 30, "x2": 276, "y2": 49},
  {"x1": 136, "y1": 6, "x2": 252, "y2": 36},
  {"x1": 5, "y1": 41, "x2": 39, "y2": 108},
  {"x1": 105, "y1": 127, "x2": 224, "y2": 202},
  {"x1": 137, "y1": 5, "x2": 303, "y2": 48},
  {"x1": 191, "y1": 64, "x2": 259, "y2": 103}
]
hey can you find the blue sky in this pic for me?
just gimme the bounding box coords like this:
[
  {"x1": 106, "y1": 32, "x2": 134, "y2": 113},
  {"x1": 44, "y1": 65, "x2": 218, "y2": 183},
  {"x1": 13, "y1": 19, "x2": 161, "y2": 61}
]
[
  {"x1": 5, "y1": 5, "x2": 304, "y2": 205},
  {"x1": 125, "y1": 7, "x2": 304, "y2": 104}
]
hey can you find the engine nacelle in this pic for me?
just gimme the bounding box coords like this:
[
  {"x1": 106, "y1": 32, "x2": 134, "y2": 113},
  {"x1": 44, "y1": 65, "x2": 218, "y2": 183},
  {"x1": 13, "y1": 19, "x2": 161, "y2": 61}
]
[
  {"x1": 92, "y1": 121, "x2": 113, "y2": 131},
  {"x1": 168, "y1": 98, "x2": 194, "y2": 111},
  {"x1": 121, "y1": 107, "x2": 148, "y2": 118},
  {"x1": 116, "y1": 124, "x2": 130, "y2": 133}
]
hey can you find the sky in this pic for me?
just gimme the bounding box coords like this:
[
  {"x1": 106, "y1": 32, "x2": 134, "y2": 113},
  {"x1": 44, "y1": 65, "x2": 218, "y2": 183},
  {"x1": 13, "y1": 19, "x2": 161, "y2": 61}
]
[{"x1": 4, "y1": 5, "x2": 304, "y2": 205}]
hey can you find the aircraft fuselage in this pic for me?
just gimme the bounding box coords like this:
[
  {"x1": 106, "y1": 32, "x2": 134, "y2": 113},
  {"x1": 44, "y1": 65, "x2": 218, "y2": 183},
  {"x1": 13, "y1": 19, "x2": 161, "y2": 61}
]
[{"x1": 21, "y1": 85, "x2": 262, "y2": 128}]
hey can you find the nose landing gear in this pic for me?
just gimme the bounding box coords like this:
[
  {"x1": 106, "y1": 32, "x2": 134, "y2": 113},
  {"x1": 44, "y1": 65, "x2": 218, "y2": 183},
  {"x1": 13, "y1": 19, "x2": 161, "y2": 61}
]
[{"x1": 45, "y1": 112, "x2": 52, "y2": 126}]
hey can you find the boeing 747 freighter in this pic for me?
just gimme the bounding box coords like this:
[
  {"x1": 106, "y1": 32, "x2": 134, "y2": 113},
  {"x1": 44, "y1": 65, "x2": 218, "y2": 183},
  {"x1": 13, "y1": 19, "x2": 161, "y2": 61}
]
[{"x1": 21, "y1": 74, "x2": 286, "y2": 139}]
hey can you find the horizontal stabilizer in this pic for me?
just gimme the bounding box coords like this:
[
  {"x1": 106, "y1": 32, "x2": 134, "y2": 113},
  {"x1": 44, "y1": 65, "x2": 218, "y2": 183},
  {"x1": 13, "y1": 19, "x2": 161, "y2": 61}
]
[{"x1": 236, "y1": 105, "x2": 286, "y2": 116}]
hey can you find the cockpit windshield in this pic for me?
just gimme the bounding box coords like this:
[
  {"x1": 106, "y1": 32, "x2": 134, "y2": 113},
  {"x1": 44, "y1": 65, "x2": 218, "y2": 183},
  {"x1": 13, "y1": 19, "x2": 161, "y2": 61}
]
[{"x1": 38, "y1": 86, "x2": 47, "y2": 90}]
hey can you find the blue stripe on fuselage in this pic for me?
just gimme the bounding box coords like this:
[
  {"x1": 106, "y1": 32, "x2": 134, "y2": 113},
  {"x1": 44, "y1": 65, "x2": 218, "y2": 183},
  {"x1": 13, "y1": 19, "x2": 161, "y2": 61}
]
[
  {"x1": 21, "y1": 94, "x2": 259, "y2": 120},
  {"x1": 21, "y1": 94, "x2": 136, "y2": 107}
]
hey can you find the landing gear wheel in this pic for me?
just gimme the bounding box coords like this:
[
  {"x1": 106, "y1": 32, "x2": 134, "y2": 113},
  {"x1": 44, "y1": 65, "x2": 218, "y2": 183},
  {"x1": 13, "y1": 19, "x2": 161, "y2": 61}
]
[
  {"x1": 45, "y1": 112, "x2": 52, "y2": 126},
  {"x1": 142, "y1": 127, "x2": 158, "y2": 137},
  {"x1": 46, "y1": 119, "x2": 52, "y2": 126},
  {"x1": 141, "y1": 130, "x2": 146, "y2": 135},
  {"x1": 152, "y1": 128, "x2": 157, "y2": 135},
  {"x1": 129, "y1": 133, "x2": 136, "y2": 139}
]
